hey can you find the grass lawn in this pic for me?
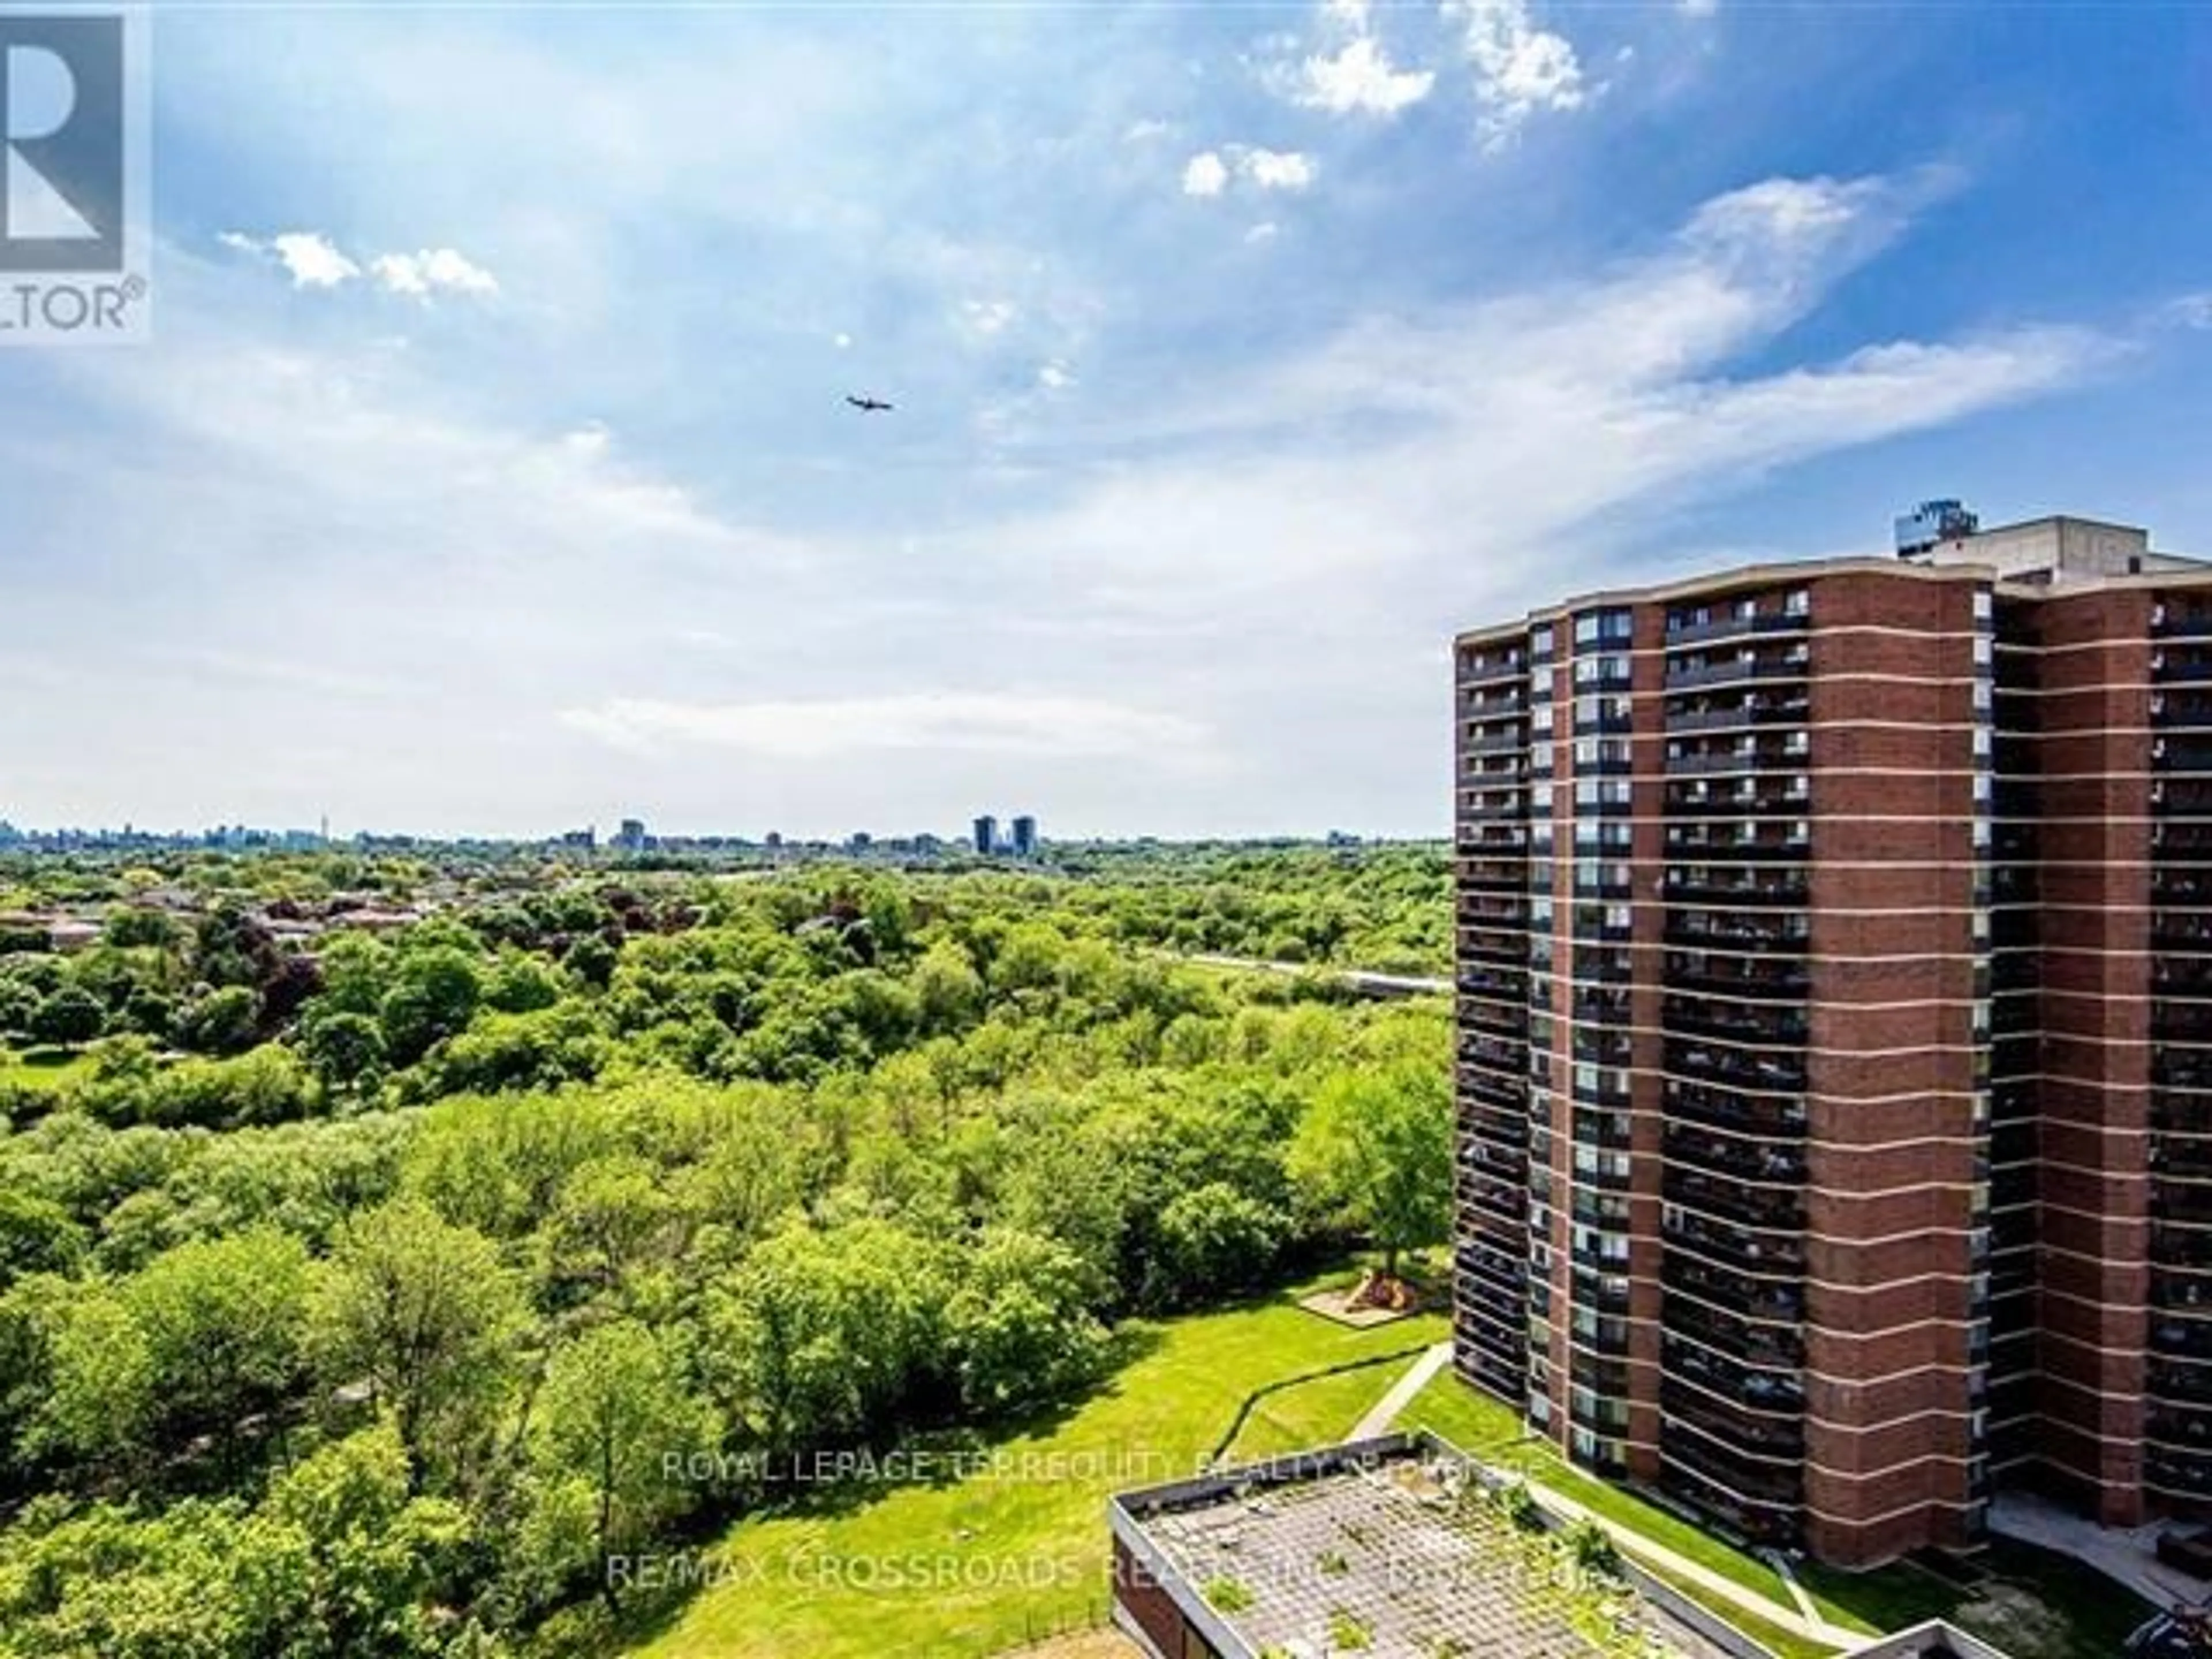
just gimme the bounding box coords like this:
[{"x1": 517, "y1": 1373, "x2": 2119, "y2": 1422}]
[
  {"x1": 1219, "y1": 1312, "x2": 1446, "y2": 1461},
  {"x1": 628, "y1": 1276, "x2": 1446, "y2": 1659}
]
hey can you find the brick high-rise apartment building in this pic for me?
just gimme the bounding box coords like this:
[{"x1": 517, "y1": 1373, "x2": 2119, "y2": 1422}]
[{"x1": 1452, "y1": 506, "x2": 2212, "y2": 1567}]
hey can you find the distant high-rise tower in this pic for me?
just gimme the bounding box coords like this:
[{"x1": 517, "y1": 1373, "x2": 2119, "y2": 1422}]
[
  {"x1": 615, "y1": 818, "x2": 648, "y2": 853},
  {"x1": 973, "y1": 815, "x2": 998, "y2": 856},
  {"x1": 1012, "y1": 815, "x2": 1038, "y2": 857}
]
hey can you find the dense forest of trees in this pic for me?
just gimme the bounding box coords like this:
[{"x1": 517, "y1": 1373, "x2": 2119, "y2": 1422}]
[{"x1": 0, "y1": 849, "x2": 1451, "y2": 1656}]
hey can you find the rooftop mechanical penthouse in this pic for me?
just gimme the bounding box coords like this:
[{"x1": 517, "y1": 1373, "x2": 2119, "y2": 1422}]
[{"x1": 1450, "y1": 507, "x2": 2212, "y2": 1568}]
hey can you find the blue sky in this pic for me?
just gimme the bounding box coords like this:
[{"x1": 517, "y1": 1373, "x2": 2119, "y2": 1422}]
[{"x1": 5, "y1": 1, "x2": 2212, "y2": 840}]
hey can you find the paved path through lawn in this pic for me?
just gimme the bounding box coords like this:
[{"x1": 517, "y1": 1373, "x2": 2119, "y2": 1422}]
[
  {"x1": 1516, "y1": 1474, "x2": 1846, "y2": 1650},
  {"x1": 1348, "y1": 1340, "x2": 1454, "y2": 1440}
]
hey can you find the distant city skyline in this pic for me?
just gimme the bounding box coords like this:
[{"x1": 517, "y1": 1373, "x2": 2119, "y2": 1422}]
[{"x1": 7, "y1": 7, "x2": 2212, "y2": 835}]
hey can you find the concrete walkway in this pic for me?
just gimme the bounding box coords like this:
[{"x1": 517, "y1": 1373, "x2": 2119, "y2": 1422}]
[
  {"x1": 1513, "y1": 1472, "x2": 1848, "y2": 1649},
  {"x1": 1765, "y1": 1547, "x2": 1851, "y2": 1645},
  {"x1": 1992, "y1": 1489, "x2": 2207, "y2": 1611},
  {"x1": 1347, "y1": 1341, "x2": 1453, "y2": 1441}
]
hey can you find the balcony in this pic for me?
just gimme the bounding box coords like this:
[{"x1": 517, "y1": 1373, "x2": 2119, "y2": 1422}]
[
  {"x1": 2154, "y1": 688, "x2": 2212, "y2": 726},
  {"x1": 2157, "y1": 1001, "x2": 2212, "y2": 1045},
  {"x1": 2156, "y1": 601, "x2": 2212, "y2": 639},
  {"x1": 1662, "y1": 1378, "x2": 1805, "y2": 1456},
  {"x1": 1461, "y1": 926, "x2": 1526, "y2": 967},
  {"x1": 1663, "y1": 1208, "x2": 1807, "y2": 1277},
  {"x1": 1461, "y1": 794, "x2": 1529, "y2": 823},
  {"x1": 1665, "y1": 1124, "x2": 1806, "y2": 1186},
  {"x1": 1664, "y1": 995, "x2": 1809, "y2": 1048},
  {"x1": 1664, "y1": 1337, "x2": 1805, "y2": 1412},
  {"x1": 1460, "y1": 966, "x2": 1527, "y2": 1000},
  {"x1": 1660, "y1": 1455, "x2": 1799, "y2": 1546},
  {"x1": 1461, "y1": 647, "x2": 1528, "y2": 686},
  {"x1": 1665, "y1": 743, "x2": 1810, "y2": 777},
  {"x1": 2157, "y1": 1225, "x2": 2212, "y2": 1270},
  {"x1": 1464, "y1": 727, "x2": 1530, "y2": 757},
  {"x1": 1460, "y1": 892, "x2": 1529, "y2": 926},
  {"x1": 1665, "y1": 915, "x2": 1810, "y2": 957},
  {"x1": 2150, "y1": 1313, "x2": 2212, "y2": 1359},
  {"x1": 2154, "y1": 645, "x2": 2212, "y2": 684},
  {"x1": 2155, "y1": 823, "x2": 2212, "y2": 857},
  {"x1": 1664, "y1": 608, "x2": 1810, "y2": 649},
  {"x1": 1666, "y1": 955, "x2": 1810, "y2": 998},
  {"x1": 1664, "y1": 646, "x2": 1812, "y2": 691},
  {"x1": 1664, "y1": 1291, "x2": 1804, "y2": 1370},
  {"x1": 1664, "y1": 693, "x2": 1811, "y2": 734},
  {"x1": 2153, "y1": 1139, "x2": 2212, "y2": 1181},
  {"x1": 2150, "y1": 871, "x2": 2212, "y2": 911},
  {"x1": 1663, "y1": 871, "x2": 1808, "y2": 908},
  {"x1": 1661, "y1": 1430, "x2": 1804, "y2": 1519},
  {"x1": 1664, "y1": 1083, "x2": 1807, "y2": 1139},
  {"x1": 2150, "y1": 1361, "x2": 2212, "y2": 1406},
  {"x1": 2154, "y1": 1273, "x2": 2212, "y2": 1310},
  {"x1": 1665, "y1": 1168, "x2": 1808, "y2": 1232},
  {"x1": 1458, "y1": 1033, "x2": 1525, "y2": 1074},
  {"x1": 1459, "y1": 1172, "x2": 1527, "y2": 1227},
  {"x1": 1666, "y1": 1041, "x2": 1806, "y2": 1095},
  {"x1": 1666, "y1": 784, "x2": 1813, "y2": 819},
  {"x1": 1664, "y1": 827, "x2": 1810, "y2": 861},
  {"x1": 1664, "y1": 1253, "x2": 1803, "y2": 1322},
  {"x1": 2147, "y1": 1447, "x2": 2212, "y2": 1497},
  {"x1": 1457, "y1": 1240, "x2": 1527, "y2": 1294}
]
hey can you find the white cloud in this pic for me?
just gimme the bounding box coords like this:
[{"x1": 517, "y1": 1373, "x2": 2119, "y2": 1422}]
[
  {"x1": 221, "y1": 230, "x2": 497, "y2": 298},
  {"x1": 1038, "y1": 360, "x2": 1077, "y2": 389},
  {"x1": 371, "y1": 247, "x2": 499, "y2": 299},
  {"x1": 1123, "y1": 117, "x2": 1173, "y2": 142},
  {"x1": 221, "y1": 229, "x2": 363, "y2": 289},
  {"x1": 1449, "y1": 0, "x2": 1587, "y2": 150},
  {"x1": 1294, "y1": 33, "x2": 1435, "y2": 117},
  {"x1": 1182, "y1": 150, "x2": 1230, "y2": 196},
  {"x1": 1184, "y1": 146, "x2": 1317, "y2": 200},
  {"x1": 559, "y1": 693, "x2": 1211, "y2": 762},
  {"x1": 1679, "y1": 0, "x2": 1719, "y2": 14},
  {"x1": 1245, "y1": 222, "x2": 1281, "y2": 245},
  {"x1": 1240, "y1": 147, "x2": 1318, "y2": 191},
  {"x1": 832, "y1": 331, "x2": 853, "y2": 349}
]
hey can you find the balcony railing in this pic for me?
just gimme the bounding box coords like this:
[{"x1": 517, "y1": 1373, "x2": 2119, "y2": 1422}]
[
  {"x1": 1660, "y1": 1432, "x2": 1804, "y2": 1518},
  {"x1": 2151, "y1": 1314, "x2": 2212, "y2": 1359},
  {"x1": 1664, "y1": 609, "x2": 1810, "y2": 648},
  {"x1": 2150, "y1": 1361, "x2": 2212, "y2": 1405},
  {"x1": 1666, "y1": 1042, "x2": 1806, "y2": 1094},
  {"x1": 1665, "y1": 1126, "x2": 1807, "y2": 1186},
  {"x1": 1662, "y1": 872, "x2": 1808, "y2": 908},
  {"x1": 1664, "y1": 1209, "x2": 1807, "y2": 1277},
  {"x1": 1664, "y1": 648, "x2": 1812, "y2": 691},
  {"x1": 1662, "y1": 1379, "x2": 1805, "y2": 1455},
  {"x1": 1664, "y1": 695, "x2": 1812, "y2": 733},
  {"x1": 1664, "y1": 997, "x2": 1809, "y2": 1047},
  {"x1": 1664, "y1": 1291, "x2": 1804, "y2": 1369},
  {"x1": 1666, "y1": 958, "x2": 1811, "y2": 998},
  {"x1": 1663, "y1": 1085, "x2": 1808, "y2": 1139},
  {"x1": 1665, "y1": 1168, "x2": 1808, "y2": 1232},
  {"x1": 1664, "y1": 1253, "x2": 1802, "y2": 1322}
]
